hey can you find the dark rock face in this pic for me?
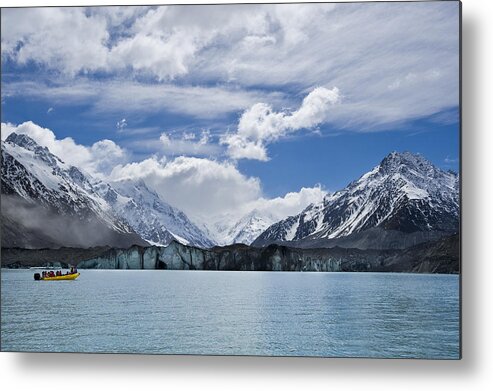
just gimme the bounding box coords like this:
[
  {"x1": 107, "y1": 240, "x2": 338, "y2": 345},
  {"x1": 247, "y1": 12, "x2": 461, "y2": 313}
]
[
  {"x1": 382, "y1": 234, "x2": 460, "y2": 273},
  {"x1": 255, "y1": 228, "x2": 453, "y2": 251}
]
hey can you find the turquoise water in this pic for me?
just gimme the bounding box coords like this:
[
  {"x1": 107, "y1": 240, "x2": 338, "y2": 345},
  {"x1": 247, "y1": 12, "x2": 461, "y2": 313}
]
[{"x1": 0, "y1": 269, "x2": 460, "y2": 358}]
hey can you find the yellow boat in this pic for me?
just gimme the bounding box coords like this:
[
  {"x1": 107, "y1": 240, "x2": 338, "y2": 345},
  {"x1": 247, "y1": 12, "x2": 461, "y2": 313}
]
[{"x1": 34, "y1": 272, "x2": 80, "y2": 281}]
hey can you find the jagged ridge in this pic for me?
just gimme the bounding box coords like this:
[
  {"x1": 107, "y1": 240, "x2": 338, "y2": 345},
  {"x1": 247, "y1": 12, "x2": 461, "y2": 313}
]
[
  {"x1": 1, "y1": 133, "x2": 213, "y2": 248},
  {"x1": 253, "y1": 152, "x2": 459, "y2": 247}
]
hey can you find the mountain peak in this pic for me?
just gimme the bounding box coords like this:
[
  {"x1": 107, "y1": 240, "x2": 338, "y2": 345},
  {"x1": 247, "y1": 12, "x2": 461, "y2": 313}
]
[
  {"x1": 381, "y1": 151, "x2": 427, "y2": 166},
  {"x1": 3, "y1": 136, "x2": 214, "y2": 249},
  {"x1": 254, "y1": 151, "x2": 459, "y2": 247},
  {"x1": 5, "y1": 132, "x2": 40, "y2": 151},
  {"x1": 134, "y1": 178, "x2": 156, "y2": 195},
  {"x1": 112, "y1": 178, "x2": 162, "y2": 202},
  {"x1": 5, "y1": 132, "x2": 65, "y2": 169},
  {"x1": 241, "y1": 209, "x2": 270, "y2": 221},
  {"x1": 378, "y1": 151, "x2": 437, "y2": 176}
]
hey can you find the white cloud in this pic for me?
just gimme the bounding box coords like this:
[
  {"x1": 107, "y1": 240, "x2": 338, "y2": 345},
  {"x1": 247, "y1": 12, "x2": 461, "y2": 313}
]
[
  {"x1": 1, "y1": 8, "x2": 109, "y2": 75},
  {"x1": 89, "y1": 139, "x2": 127, "y2": 175},
  {"x1": 110, "y1": 156, "x2": 261, "y2": 222},
  {"x1": 94, "y1": 5, "x2": 151, "y2": 29},
  {"x1": 47, "y1": 107, "x2": 54, "y2": 114},
  {"x1": 2, "y1": 2, "x2": 459, "y2": 128},
  {"x1": 2, "y1": 120, "x2": 327, "y2": 229},
  {"x1": 444, "y1": 156, "x2": 459, "y2": 165},
  {"x1": 243, "y1": 185, "x2": 327, "y2": 222},
  {"x1": 1, "y1": 121, "x2": 127, "y2": 177},
  {"x1": 286, "y1": 87, "x2": 341, "y2": 128},
  {"x1": 182, "y1": 132, "x2": 196, "y2": 141},
  {"x1": 2, "y1": 80, "x2": 286, "y2": 120},
  {"x1": 159, "y1": 131, "x2": 221, "y2": 157},
  {"x1": 116, "y1": 118, "x2": 127, "y2": 131},
  {"x1": 222, "y1": 135, "x2": 269, "y2": 161},
  {"x1": 222, "y1": 87, "x2": 340, "y2": 160},
  {"x1": 0, "y1": 5, "x2": 272, "y2": 81},
  {"x1": 109, "y1": 154, "x2": 326, "y2": 225},
  {"x1": 1, "y1": 123, "x2": 18, "y2": 141}
]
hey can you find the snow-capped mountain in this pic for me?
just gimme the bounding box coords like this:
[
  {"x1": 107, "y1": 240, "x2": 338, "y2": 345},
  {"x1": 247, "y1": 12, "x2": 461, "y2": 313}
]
[
  {"x1": 1, "y1": 133, "x2": 146, "y2": 248},
  {"x1": 253, "y1": 152, "x2": 459, "y2": 247},
  {"x1": 94, "y1": 179, "x2": 214, "y2": 248},
  {"x1": 2, "y1": 137, "x2": 459, "y2": 251},
  {"x1": 211, "y1": 210, "x2": 278, "y2": 246},
  {"x1": 1, "y1": 133, "x2": 213, "y2": 248}
]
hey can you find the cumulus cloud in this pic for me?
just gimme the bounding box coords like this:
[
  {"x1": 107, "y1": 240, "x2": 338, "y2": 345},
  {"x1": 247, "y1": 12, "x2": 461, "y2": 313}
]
[
  {"x1": 110, "y1": 156, "x2": 261, "y2": 222},
  {"x1": 2, "y1": 119, "x2": 326, "y2": 229},
  {"x1": 243, "y1": 185, "x2": 327, "y2": 221},
  {"x1": 1, "y1": 121, "x2": 127, "y2": 177},
  {"x1": 222, "y1": 87, "x2": 340, "y2": 160},
  {"x1": 109, "y1": 154, "x2": 326, "y2": 225}
]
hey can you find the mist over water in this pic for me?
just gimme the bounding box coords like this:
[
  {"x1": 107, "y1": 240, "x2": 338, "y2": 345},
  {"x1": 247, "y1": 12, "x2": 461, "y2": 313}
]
[{"x1": 1, "y1": 270, "x2": 459, "y2": 358}]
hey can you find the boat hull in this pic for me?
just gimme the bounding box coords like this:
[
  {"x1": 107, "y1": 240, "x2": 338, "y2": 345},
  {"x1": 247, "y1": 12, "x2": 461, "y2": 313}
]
[{"x1": 40, "y1": 273, "x2": 80, "y2": 281}]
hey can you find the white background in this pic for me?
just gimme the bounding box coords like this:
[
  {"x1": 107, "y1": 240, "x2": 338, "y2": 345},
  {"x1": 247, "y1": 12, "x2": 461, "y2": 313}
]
[{"x1": 0, "y1": 0, "x2": 491, "y2": 390}]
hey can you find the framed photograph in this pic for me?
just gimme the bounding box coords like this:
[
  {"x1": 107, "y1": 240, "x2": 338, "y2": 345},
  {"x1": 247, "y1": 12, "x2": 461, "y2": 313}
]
[{"x1": 1, "y1": 1, "x2": 461, "y2": 359}]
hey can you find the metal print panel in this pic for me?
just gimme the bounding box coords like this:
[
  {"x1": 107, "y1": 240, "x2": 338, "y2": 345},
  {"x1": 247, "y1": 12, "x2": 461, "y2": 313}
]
[{"x1": 0, "y1": 1, "x2": 461, "y2": 359}]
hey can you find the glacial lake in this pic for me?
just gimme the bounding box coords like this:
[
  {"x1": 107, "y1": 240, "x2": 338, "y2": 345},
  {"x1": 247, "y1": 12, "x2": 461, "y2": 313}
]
[{"x1": 1, "y1": 269, "x2": 460, "y2": 358}]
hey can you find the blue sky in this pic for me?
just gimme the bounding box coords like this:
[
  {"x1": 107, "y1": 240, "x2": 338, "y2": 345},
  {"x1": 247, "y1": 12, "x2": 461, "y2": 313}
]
[{"x1": 0, "y1": 2, "x2": 460, "y2": 223}]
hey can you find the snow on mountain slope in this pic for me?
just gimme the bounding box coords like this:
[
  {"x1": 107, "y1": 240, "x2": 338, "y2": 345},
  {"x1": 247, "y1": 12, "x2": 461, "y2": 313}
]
[
  {"x1": 253, "y1": 152, "x2": 459, "y2": 246},
  {"x1": 96, "y1": 179, "x2": 214, "y2": 248},
  {"x1": 200, "y1": 208, "x2": 281, "y2": 246},
  {"x1": 218, "y1": 210, "x2": 277, "y2": 245},
  {"x1": 1, "y1": 133, "x2": 214, "y2": 248},
  {"x1": 2, "y1": 134, "x2": 125, "y2": 229},
  {"x1": 1, "y1": 133, "x2": 147, "y2": 248}
]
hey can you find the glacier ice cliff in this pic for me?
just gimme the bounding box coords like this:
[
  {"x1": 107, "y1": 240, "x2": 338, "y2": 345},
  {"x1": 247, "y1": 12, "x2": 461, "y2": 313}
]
[{"x1": 72, "y1": 235, "x2": 458, "y2": 273}]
